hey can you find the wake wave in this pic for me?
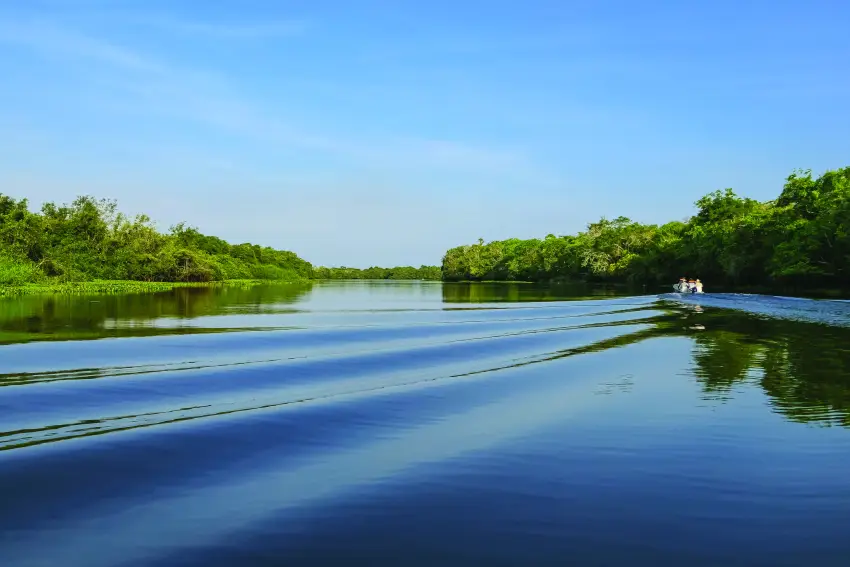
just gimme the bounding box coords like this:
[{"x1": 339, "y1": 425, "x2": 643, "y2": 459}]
[{"x1": 2, "y1": 286, "x2": 849, "y2": 567}]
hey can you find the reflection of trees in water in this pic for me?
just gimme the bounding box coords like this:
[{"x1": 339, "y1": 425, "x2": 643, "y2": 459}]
[
  {"x1": 759, "y1": 328, "x2": 850, "y2": 426},
  {"x1": 0, "y1": 283, "x2": 314, "y2": 343},
  {"x1": 444, "y1": 294, "x2": 850, "y2": 428},
  {"x1": 692, "y1": 330, "x2": 764, "y2": 400},
  {"x1": 444, "y1": 285, "x2": 850, "y2": 427},
  {"x1": 686, "y1": 310, "x2": 850, "y2": 427},
  {"x1": 316, "y1": 279, "x2": 443, "y2": 300},
  {"x1": 4, "y1": 281, "x2": 849, "y2": 428},
  {"x1": 442, "y1": 282, "x2": 638, "y2": 303}
]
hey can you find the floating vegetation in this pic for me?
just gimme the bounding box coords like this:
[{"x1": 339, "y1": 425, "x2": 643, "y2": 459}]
[{"x1": 0, "y1": 279, "x2": 291, "y2": 298}]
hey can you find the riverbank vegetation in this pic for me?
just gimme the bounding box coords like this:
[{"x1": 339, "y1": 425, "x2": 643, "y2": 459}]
[
  {"x1": 313, "y1": 265, "x2": 441, "y2": 280},
  {"x1": 0, "y1": 279, "x2": 284, "y2": 298},
  {"x1": 0, "y1": 194, "x2": 313, "y2": 288},
  {"x1": 441, "y1": 166, "x2": 850, "y2": 290},
  {"x1": 0, "y1": 194, "x2": 442, "y2": 294},
  {"x1": 6, "y1": 164, "x2": 847, "y2": 295}
]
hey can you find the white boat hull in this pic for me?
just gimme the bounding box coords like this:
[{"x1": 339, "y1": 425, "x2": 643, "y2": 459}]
[{"x1": 673, "y1": 283, "x2": 703, "y2": 293}]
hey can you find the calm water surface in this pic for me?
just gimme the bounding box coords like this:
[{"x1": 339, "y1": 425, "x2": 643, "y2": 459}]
[{"x1": 1, "y1": 281, "x2": 850, "y2": 566}]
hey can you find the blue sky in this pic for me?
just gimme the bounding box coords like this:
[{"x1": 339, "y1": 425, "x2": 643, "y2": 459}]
[{"x1": 1, "y1": 0, "x2": 848, "y2": 267}]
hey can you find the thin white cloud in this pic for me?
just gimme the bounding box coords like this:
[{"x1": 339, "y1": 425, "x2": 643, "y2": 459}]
[
  {"x1": 127, "y1": 14, "x2": 309, "y2": 39},
  {"x1": 0, "y1": 16, "x2": 553, "y2": 181},
  {"x1": 2, "y1": 1, "x2": 308, "y2": 39},
  {"x1": 88, "y1": 65, "x2": 542, "y2": 175},
  {"x1": 0, "y1": 20, "x2": 163, "y2": 73}
]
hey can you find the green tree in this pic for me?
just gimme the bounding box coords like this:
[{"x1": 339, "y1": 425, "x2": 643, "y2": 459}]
[{"x1": 440, "y1": 165, "x2": 850, "y2": 291}]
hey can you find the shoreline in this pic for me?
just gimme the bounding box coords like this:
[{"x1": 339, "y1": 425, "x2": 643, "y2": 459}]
[
  {"x1": 2, "y1": 278, "x2": 848, "y2": 301},
  {"x1": 0, "y1": 279, "x2": 308, "y2": 298},
  {"x1": 443, "y1": 279, "x2": 850, "y2": 300}
]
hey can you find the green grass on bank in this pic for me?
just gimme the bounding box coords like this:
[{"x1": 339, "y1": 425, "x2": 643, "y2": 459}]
[{"x1": 0, "y1": 279, "x2": 302, "y2": 298}]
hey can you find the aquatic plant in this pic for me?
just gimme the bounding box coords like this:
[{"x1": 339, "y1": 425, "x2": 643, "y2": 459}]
[{"x1": 0, "y1": 279, "x2": 276, "y2": 298}]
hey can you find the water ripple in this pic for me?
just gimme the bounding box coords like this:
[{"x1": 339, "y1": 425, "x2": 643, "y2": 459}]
[{"x1": 2, "y1": 283, "x2": 850, "y2": 566}]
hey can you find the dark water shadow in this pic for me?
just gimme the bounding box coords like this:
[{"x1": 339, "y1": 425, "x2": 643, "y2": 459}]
[{"x1": 0, "y1": 283, "x2": 314, "y2": 345}]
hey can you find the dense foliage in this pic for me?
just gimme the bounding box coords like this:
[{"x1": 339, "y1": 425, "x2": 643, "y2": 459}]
[
  {"x1": 441, "y1": 166, "x2": 850, "y2": 289},
  {"x1": 0, "y1": 195, "x2": 313, "y2": 285},
  {"x1": 313, "y1": 265, "x2": 441, "y2": 280},
  {"x1": 0, "y1": 193, "x2": 442, "y2": 287}
]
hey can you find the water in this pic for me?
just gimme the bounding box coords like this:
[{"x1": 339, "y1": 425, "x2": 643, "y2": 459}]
[{"x1": 1, "y1": 281, "x2": 849, "y2": 566}]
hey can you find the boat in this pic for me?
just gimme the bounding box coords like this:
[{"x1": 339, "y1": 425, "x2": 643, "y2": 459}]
[{"x1": 673, "y1": 281, "x2": 704, "y2": 293}]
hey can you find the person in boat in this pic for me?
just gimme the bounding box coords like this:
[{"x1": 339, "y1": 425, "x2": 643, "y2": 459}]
[
  {"x1": 688, "y1": 279, "x2": 696, "y2": 292},
  {"x1": 694, "y1": 279, "x2": 703, "y2": 293}
]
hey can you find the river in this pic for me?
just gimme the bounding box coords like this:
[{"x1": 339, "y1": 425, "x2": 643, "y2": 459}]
[{"x1": 1, "y1": 281, "x2": 849, "y2": 566}]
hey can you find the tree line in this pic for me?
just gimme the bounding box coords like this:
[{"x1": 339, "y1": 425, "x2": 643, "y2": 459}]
[
  {"x1": 313, "y1": 266, "x2": 441, "y2": 280},
  {"x1": 0, "y1": 195, "x2": 317, "y2": 285},
  {"x1": 4, "y1": 165, "x2": 847, "y2": 290},
  {"x1": 441, "y1": 166, "x2": 850, "y2": 289},
  {"x1": 0, "y1": 193, "x2": 441, "y2": 286}
]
